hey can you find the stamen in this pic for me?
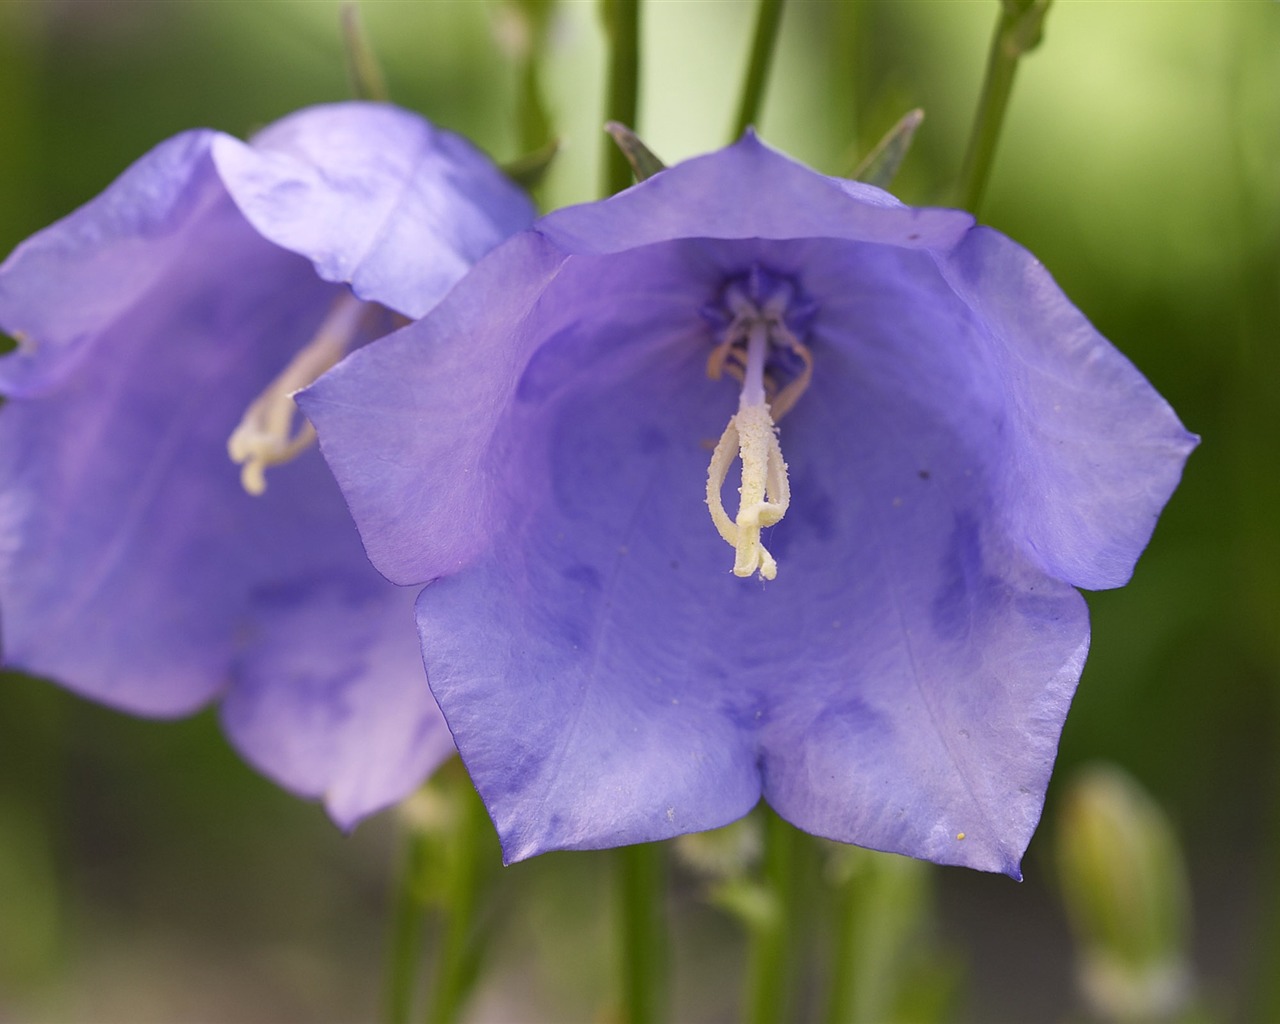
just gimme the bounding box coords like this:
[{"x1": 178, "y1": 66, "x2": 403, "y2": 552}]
[
  {"x1": 765, "y1": 323, "x2": 813, "y2": 421},
  {"x1": 227, "y1": 292, "x2": 369, "y2": 496},
  {"x1": 702, "y1": 268, "x2": 812, "y2": 580},
  {"x1": 705, "y1": 308, "x2": 813, "y2": 421}
]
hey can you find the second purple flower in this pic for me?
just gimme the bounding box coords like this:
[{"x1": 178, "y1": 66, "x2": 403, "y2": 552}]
[{"x1": 0, "y1": 102, "x2": 534, "y2": 825}]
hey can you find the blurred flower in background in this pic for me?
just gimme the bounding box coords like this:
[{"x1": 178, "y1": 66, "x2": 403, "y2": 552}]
[{"x1": 0, "y1": 101, "x2": 532, "y2": 825}]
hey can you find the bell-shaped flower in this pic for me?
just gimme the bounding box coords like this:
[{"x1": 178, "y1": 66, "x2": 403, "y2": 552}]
[
  {"x1": 301, "y1": 134, "x2": 1195, "y2": 873},
  {"x1": 0, "y1": 102, "x2": 534, "y2": 826}
]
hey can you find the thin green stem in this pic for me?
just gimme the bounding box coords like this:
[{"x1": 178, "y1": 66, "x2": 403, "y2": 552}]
[
  {"x1": 746, "y1": 810, "x2": 795, "y2": 1024},
  {"x1": 619, "y1": 842, "x2": 668, "y2": 1024},
  {"x1": 956, "y1": 0, "x2": 1052, "y2": 215},
  {"x1": 600, "y1": 0, "x2": 641, "y2": 195},
  {"x1": 730, "y1": 0, "x2": 786, "y2": 141},
  {"x1": 517, "y1": 59, "x2": 551, "y2": 154},
  {"x1": 424, "y1": 785, "x2": 488, "y2": 1024},
  {"x1": 340, "y1": 1, "x2": 390, "y2": 103},
  {"x1": 823, "y1": 868, "x2": 858, "y2": 1024},
  {"x1": 383, "y1": 831, "x2": 431, "y2": 1024},
  {"x1": 510, "y1": 0, "x2": 554, "y2": 153}
]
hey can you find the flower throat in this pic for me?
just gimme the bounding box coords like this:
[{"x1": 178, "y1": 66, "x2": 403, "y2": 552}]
[{"x1": 703, "y1": 267, "x2": 815, "y2": 581}]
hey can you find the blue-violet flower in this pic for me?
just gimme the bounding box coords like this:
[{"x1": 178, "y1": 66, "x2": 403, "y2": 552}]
[
  {"x1": 301, "y1": 134, "x2": 1195, "y2": 872},
  {"x1": 0, "y1": 102, "x2": 534, "y2": 826}
]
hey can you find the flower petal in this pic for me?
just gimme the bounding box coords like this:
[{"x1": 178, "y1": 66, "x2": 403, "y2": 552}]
[
  {"x1": 300, "y1": 231, "x2": 570, "y2": 586},
  {"x1": 0, "y1": 185, "x2": 451, "y2": 822},
  {"x1": 0, "y1": 180, "x2": 332, "y2": 714},
  {"x1": 0, "y1": 103, "x2": 527, "y2": 824},
  {"x1": 211, "y1": 102, "x2": 536, "y2": 319},
  {"x1": 535, "y1": 132, "x2": 972, "y2": 257},
  {"x1": 937, "y1": 227, "x2": 1199, "y2": 589},
  {"x1": 754, "y1": 354, "x2": 1089, "y2": 876},
  {"x1": 219, "y1": 453, "x2": 453, "y2": 828},
  {"x1": 0, "y1": 130, "x2": 221, "y2": 397}
]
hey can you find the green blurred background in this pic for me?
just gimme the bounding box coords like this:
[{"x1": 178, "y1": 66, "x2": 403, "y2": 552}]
[{"x1": 0, "y1": 1, "x2": 1276, "y2": 1020}]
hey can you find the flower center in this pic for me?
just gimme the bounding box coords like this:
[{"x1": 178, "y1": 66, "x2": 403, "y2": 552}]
[
  {"x1": 227, "y1": 292, "x2": 372, "y2": 496},
  {"x1": 703, "y1": 268, "x2": 814, "y2": 581}
]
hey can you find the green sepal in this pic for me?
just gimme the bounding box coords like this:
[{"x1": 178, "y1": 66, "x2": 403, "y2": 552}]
[
  {"x1": 851, "y1": 108, "x2": 925, "y2": 190},
  {"x1": 501, "y1": 136, "x2": 562, "y2": 191},
  {"x1": 603, "y1": 121, "x2": 666, "y2": 183}
]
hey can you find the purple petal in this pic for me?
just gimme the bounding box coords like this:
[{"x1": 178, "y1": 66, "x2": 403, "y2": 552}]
[
  {"x1": 535, "y1": 132, "x2": 972, "y2": 257},
  {"x1": 219, "y1": 452, "x2": 453, "y2": 827},
  {"x1": 300, "y1": 231, "x2": 570, "y2": 586},
  {"x1": 0, "y1": 181, "x2": 328, "y2": 714},
  {"x1": 0, "y1": 130, "x2": 221, "y2": 397},
  {"x1": 0, "y1": 111, "x2": 466, "y2": 823},
  {"x1": 936, "y1": 227, "x2": 1199, "y2": 589},
  {"x1": 211, "y1": 102, "x2": 536, "y2": 319}
]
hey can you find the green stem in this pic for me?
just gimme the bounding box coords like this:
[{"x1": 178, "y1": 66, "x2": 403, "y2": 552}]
[
  {"x1": 424, "y1": 785, "x2": 487, "y2": 1024},
  {"x1": 619, "y1": 842, "x2": 668, "y2": 1024},
  {"x1": 600, "y1": 0, "x2": 641, "y2": 195},
  {"x1": 823, "y1": 867, "x2": 858, "y2": 1024},
  {"x1": 955, "y1": 0, "x2": 1053, "y2": 215},
  {"x1": 746, "y1": 810, "x2": 795, "y2": 1024},
  {"x1": 730, "y1": 0, "x2": 786, "y2": 141},
  {"x1": 517, "y1": 59, "x2": 551, "y2": 154},
  {"x1": 511, "y1": 0, "x2": 554, "y2": 153},
  {"x1": 340, "y1": 1, "x2": 390, "y2": 102},
  {"x1": 383, "y1": 830, "x2": 431, "y2": 1024}
]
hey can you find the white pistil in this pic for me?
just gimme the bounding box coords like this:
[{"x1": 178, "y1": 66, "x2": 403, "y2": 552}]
[
  {"x1": 705, "y1": 320, "x2": 792, "y2": 580},
  {"x1": 227, "y1": 293, "x2": 367, "y2": 496}
]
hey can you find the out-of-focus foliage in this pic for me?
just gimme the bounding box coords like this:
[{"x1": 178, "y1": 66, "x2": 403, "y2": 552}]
[{"x1": 0, "y1": 1, "x2": 1276, "y2": 1020}]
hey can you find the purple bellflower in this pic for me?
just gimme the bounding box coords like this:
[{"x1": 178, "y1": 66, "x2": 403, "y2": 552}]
[
  {"x1": 301, "y1": 134, "x2": 1195, "y2": 874},
  {"x1": 0, "y1": 102, "x2": 534, "y2": 826}
]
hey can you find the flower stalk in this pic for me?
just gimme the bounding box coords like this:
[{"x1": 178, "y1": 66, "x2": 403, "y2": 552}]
[
  {"x1": 384, "y1": 830, "x2": 433, "y2": 1024},
  {"x1": 956, "y1": 0, "x2": 1053, "y2": 214},
  {"x1": 619, "y1": 842, "x2": 668, "y2": 1024},
  {"x1": 502, "y1": 0, "x2": 556, "y2": 156},
  {"x1": 730, "y1": 0, "x2": 787, "y2": 141},
  {"x1": 600, "y1": 0, "x2": 642, "y2": 195},
  {"x1": 424, "y1": 781, "x2": 490, "y2": 1024},
  {"x1": 340, "y1": 2, "x2": 390, "y2": 103},
  {"x1": 746, "y1": 810, "x2": 797, "y2": 1024}
]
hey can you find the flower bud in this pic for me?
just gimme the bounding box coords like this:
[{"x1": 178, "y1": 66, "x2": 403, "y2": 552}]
[{"x1": 1056, "y1": 764, "x2": 1194, "y2": 1022}]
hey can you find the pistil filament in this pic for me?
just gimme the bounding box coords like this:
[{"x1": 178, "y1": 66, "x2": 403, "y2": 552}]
[
  {"x1": 704, "y1": 272, "x2": 812, "y2": 581},
  {"x1": 228, "y1": 292, "x2": 370, "y2": 496}
]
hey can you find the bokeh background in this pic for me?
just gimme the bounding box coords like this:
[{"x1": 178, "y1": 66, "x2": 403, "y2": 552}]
[{"x1": 0, "y1": 1, "x2": 1276, "y2": 1021}]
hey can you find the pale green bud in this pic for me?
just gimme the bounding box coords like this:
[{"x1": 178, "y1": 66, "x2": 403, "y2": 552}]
[{"x1": 1057, "y1": 764, "x2": 1194, "y2": 1022}]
